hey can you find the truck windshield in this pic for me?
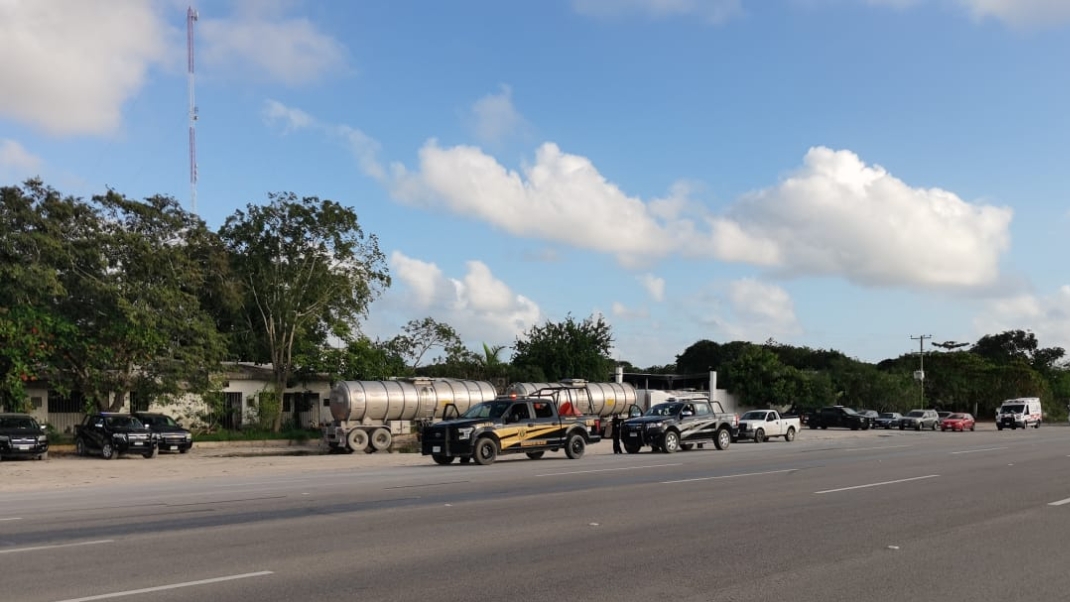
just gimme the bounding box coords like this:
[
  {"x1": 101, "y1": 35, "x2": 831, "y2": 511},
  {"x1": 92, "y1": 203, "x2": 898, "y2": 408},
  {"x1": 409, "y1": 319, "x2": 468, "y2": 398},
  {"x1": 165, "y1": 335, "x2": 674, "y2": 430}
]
[
  {"x1": 462, "y1": 401, "x2": 512, "y2": 420},
  {"x1": 646, "y1": 403, "x2": 682, "y2": 417},
  {"x1": 740, "y1": 411, "x2": 767, "y2": 420},
  {"x1": 0, "y1": 416, "x2": 39, "y2": 429},
  {"x1": 104, "y1": 416, "x2": 142, "y2": 428},
  {"x1": 1000, "y1": 405, "x2": 1024, "y2": 413}
]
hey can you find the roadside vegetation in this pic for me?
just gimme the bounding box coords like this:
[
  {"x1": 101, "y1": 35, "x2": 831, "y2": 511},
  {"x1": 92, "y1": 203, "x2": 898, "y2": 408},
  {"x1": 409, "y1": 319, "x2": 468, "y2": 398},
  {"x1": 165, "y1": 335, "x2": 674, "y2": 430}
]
[{"x1": 2, "y1": 181, "x2": 1067, "y2": 433}]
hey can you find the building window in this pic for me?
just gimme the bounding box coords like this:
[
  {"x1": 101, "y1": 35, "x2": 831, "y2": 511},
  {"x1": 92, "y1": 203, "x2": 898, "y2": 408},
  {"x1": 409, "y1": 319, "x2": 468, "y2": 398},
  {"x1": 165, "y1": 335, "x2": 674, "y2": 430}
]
[
  {"x1": 129, "y1": 391, "x2": 151, "y2": 412},
  {"x1": 48, "y1": 391, "x2": 85, "y2": 413}
]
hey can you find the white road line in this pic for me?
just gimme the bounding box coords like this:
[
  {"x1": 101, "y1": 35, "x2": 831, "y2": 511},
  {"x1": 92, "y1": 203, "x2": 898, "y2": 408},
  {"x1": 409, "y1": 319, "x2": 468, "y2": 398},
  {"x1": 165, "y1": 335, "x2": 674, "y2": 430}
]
[
  {"x1": 0, "y1": 540, "x2": 113, "y2": 555},
  {"x1": 51, "y1": 571, "x2": 274, "y2": 602},
  {"x1": 950, "y1": 447, "x2": 1008, "y2": 455},
  {"x1": 663, "y1": 469, "x2": 796, "y2": 484},
  {"x1": 0, "y1": 517, "x2": 22, "y2": 521},
  {"x1": 838, "y1": 444, "x2": 912, "y2": 452},
  {"x1": 1048, "y1": 497, "x2": 1070, "y2": 507},
  {"x1": 815, "y1": 474, "x2": 939, "y2": 494},
  {"x1": 537, "y1": 463, "x2": 683, "y2": 477}
]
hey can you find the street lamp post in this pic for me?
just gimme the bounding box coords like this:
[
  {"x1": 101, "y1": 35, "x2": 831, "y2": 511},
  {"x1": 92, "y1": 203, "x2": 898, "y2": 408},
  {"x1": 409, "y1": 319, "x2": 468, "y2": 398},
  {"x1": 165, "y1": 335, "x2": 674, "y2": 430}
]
[{"x1": 911, "y1": 334, "x2": 931, "y2": 407}]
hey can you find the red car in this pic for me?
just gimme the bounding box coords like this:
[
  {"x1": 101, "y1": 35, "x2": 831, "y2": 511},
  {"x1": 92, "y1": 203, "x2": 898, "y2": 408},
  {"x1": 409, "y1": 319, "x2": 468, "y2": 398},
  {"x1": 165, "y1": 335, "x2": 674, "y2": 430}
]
[{"x1": 940, "y1": 413, "x2": 976, "y2": 432}]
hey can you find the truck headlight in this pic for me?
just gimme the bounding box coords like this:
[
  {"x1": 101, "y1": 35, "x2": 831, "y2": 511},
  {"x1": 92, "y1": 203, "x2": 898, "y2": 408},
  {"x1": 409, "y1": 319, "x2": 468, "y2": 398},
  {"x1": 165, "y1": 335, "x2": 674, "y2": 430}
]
[
  {"x1": 0, "y1": 435, "x2": 9, "y2": 443},
  {"x1": 113, "y1": 433, "x2": 127, "y2": 441},
  {"x1": 185, "y1": 433, "x2": 193, "y2": 441},
  {"x1": 38, "y1": 435, "x2": 48, "y2": 443},
  {"x1": 457, "y1": 427, "x2": 474, "y2": 440},
  {"x1": 646, "y1": 422, "x2": 663, "y2": 430}
]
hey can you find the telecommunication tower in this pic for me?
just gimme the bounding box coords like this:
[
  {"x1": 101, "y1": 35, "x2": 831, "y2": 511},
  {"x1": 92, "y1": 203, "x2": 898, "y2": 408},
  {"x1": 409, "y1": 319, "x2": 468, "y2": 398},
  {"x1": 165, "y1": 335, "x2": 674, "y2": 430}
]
[{"x1": 187, "y1": 6, "x2": 199, "y2": 213}]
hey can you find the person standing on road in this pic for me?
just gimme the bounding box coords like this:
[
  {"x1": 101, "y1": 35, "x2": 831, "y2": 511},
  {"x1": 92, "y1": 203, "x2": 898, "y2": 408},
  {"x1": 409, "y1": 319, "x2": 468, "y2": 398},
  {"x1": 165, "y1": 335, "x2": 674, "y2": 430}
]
[{"x1": 612, "y1": 414, "x2": 623, "y2": 454}]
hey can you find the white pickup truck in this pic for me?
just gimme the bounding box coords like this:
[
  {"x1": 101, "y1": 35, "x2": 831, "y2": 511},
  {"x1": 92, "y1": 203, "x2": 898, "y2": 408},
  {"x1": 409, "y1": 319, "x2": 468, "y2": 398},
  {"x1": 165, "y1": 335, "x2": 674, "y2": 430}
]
[{"x1": 736, "y1": 409, "x2": 800, "y2": 442}]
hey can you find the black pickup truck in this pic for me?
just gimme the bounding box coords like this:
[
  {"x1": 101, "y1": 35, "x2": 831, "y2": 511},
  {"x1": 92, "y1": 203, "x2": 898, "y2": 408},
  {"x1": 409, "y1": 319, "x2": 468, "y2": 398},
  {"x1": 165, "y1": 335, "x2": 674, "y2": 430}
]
[
  {"x1": 806, "y1": 406, "x2": 871, "y2": 430},
  {"x1": 74, "y1": 413, "x2": 157, "y2": 459},
  {"x1": 620, "y1": 399, "x2": 738, "y2": 453},
  {"x1": 421, "y1": 397, "x2": 601, "y2": 466}
]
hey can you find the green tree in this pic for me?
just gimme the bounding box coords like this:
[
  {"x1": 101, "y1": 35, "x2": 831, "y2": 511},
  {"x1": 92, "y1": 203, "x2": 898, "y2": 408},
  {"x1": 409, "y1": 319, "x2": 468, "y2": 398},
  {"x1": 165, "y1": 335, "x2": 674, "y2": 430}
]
[
  {"x1": 511, "y1": 314, "x2": 614, "y2": 382},
  {"x1": 219, "y1": 192, "x2": 390, "y2": 431},
  {"x1": 971, "y1": 329, "x2": 1065, "y2": 373},
  {"x1": 48, "y1": 190, "x2": 229, "y2": 411},
  {"x1": 388, "y1": 317, "x2": 464, "y2": 371}
]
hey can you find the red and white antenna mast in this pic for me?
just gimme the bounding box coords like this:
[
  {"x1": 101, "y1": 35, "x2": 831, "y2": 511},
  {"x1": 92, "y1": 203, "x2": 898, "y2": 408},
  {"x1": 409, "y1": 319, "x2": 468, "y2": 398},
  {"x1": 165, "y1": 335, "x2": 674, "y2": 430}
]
[{"x1": 187, "y1": 6, "x2": 199, "y2": 213}]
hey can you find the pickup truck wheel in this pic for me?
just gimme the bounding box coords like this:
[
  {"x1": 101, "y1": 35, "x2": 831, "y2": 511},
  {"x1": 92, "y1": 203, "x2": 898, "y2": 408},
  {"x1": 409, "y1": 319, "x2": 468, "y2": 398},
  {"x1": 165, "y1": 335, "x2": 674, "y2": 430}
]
[
  {"x1": 101, "y1": 442, "x2": 116, "y2": 460},
  {"x1": 680, "y1": 443, "x2": 694, "y2": 451},
  {"x1": 784, "y1": 427, "x2": 796, "y2": 442},
  {"x1": 142, "y1": 447, "x2": 156, "y2": 459},
  {"x1": 661, "y1": 431, "x2": 680, "y2": 453},
  {"x1": 346, "y1": 429, "x2": 370, "y2": 453},
  {"x1": 526, "y1": 451, "x2": 545, "y2": 460},
  {"x1": 754, "y1": 428, "x2": 766, "y2": 443},
  {"x1": 624, "y1": 443, "x2": 641, "y2": 454},
  {"x1": 714, "y1": 428, "x2": 731, "y2": 450},
  {"x1": 473, "y1": 438, "x2": 498, "y2": 465},
  {"x1": 565, "y1": 434, "x2": 586, "y2": 459},
  {"x1": 75, "y1": 439, "x2": 86, "y2": 457},
  {"x1": 432, "y1": 454, "x2": 455, "y2": 465}
]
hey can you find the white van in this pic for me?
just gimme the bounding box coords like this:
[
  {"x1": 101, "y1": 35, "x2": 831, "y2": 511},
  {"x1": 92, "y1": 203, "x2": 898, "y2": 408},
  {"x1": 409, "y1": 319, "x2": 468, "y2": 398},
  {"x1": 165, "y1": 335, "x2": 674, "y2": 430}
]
[{"x1": 996, "y1": 397, "x2": 1042, "y2": 430}]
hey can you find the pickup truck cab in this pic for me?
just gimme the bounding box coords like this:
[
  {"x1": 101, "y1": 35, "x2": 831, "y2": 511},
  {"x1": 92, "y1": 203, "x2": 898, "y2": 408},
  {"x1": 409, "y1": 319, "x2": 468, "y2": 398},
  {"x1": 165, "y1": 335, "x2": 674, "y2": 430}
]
[
  {"x1": 421, "y1": 397, "x2": 601, "y2": 466},
  {"x1": 74, "y1": 413, "x2": 157, "y2": 459},
  {"x1": 737, "y1": 410, "x2": 800, "y2": 442},
  {"x1": 620, "y1": 399, "x2": 738, "y2": 453}
]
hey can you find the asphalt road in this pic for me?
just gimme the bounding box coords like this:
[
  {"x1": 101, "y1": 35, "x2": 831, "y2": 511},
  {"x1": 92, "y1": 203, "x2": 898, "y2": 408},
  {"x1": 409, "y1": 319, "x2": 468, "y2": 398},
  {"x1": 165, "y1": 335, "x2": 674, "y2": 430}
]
[{"x1": 3, "y1": 425, "x2": 1069, "y2": 602}]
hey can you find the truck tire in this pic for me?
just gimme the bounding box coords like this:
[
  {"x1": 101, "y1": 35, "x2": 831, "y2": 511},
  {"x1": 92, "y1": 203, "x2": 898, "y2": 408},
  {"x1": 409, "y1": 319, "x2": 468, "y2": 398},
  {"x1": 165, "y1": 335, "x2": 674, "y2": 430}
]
[
  {"x1": 624, "y1": 443, "x2": 641, "y2": 454},
  {"x1": 785, "y1": 427, "x2": 796, "y2": 442},
  {"x1": 101, "y1": 442, "x2": 116, "y2": 460},
  {"x1": 370, "y1": 428, "x2": 393, "y2": 452},
  {"x1": 473, "y1": 437, "x2": 498, "y2": 465},
  {"x1": 526, "y1": 451, "x2": 545, "y2": 460},
  {"x1": 565, "y1": 434, "x2": 586, "y2": 459},
  {"x1": 142, "y1": 447, "x2": 156, "y2": 459},
  {"x1": 346, "y1": 428, "x2": 370, "y2": 453},
  {"x1": 75, "y1": 438, "x2": 86, "y2": 457},
  {"x1": 680, "y1": 443, "x2": 694, "y2": 451},
  {"x1": 661, "y1": 431, "x2": 680, "y2": 453},
  {"x1": 714, "y1": 427, "x2": 731, "y2": 451},
  {"x1": 432, "y1": 454, "x2": 455, "y2": 465},
  {"x1": 754, "y1": 428, "x2": 766, "y2": 443}
]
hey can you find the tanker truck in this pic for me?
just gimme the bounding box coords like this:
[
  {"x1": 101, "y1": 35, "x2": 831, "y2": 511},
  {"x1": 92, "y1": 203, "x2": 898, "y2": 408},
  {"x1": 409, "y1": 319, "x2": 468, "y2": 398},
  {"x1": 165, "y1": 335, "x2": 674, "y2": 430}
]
[{"x1": 324, "y1": 378, "x2": 498, "y2": 453}]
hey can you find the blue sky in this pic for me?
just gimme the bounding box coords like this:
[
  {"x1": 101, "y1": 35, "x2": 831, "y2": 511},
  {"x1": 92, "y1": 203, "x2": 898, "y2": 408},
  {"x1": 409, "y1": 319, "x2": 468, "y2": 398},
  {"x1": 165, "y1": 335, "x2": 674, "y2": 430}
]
[{"x1": 3, "y1": 0, "x2": 1069, "y2": 368}]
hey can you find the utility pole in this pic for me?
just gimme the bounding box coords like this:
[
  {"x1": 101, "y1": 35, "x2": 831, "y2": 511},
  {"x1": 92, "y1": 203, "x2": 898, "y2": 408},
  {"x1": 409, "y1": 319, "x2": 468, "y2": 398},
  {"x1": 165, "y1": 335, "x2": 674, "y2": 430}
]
[
  {"x1": 911, "y1": 334, "x2": 931, "y2": 407},
  {"x1": 187, "y1": 6, "x2": 199, "y2": 213}
]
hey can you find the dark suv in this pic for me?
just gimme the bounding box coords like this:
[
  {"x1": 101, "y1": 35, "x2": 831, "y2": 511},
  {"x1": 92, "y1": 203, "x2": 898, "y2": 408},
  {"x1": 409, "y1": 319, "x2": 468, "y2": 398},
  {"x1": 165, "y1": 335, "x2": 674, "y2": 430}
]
[
  {"x1": 807, "y1": 406, "x2": 870, "y2": 430},
  {"x1": 0, "y1": 413, "x2": 49, "y2": 460},
  {"x1": 133, "y1": 412, "x2": 193, "y2": 454},
  {"x1": 899, "y1": 409, "x2": 939, "y2": 431},
  {"x1": 74, "y1": 413, "x2": 157, "y2": 459}
]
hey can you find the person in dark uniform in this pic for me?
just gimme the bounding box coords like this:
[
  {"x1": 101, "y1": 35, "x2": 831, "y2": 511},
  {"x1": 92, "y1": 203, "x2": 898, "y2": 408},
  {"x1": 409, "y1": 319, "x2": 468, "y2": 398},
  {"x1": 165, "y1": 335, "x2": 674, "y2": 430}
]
[{"x1": 611, "y1": 414, "x2": 623, "y2": 454}]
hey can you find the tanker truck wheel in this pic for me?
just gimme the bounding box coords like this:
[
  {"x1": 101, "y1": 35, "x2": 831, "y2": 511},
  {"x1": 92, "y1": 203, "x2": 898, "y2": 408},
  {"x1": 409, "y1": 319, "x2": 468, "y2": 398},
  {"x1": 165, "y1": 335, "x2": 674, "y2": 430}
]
[
  {"x1": 370, "y1": 428, "x2": 393, "y2": 452},
  {"x1": 346, "y1": 428, "x2": 370, "y2": 453}
]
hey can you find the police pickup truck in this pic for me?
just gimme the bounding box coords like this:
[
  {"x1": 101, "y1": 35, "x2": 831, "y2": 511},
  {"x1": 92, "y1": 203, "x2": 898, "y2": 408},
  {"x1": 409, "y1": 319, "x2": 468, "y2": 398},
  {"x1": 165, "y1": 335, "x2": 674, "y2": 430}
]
[
  {"x1": 620, "y1": 398, "x2": 738, "y2": 453},
  {"x1": 421, "y1": 396, "x2": 602, "y2": 466}
]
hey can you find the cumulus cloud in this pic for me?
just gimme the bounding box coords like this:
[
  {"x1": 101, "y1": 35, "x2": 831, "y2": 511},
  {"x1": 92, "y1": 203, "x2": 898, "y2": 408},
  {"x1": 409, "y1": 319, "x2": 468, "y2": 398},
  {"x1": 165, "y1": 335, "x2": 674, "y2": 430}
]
[
  {"x1": 639, "y1": 274, "x2": 666, "y2": 302},
  {"x1": 389, "y1": 141, "x2": 1013, "y2": 290},
  {"x1": 386, "y1": 251, "x2": 542, "y2": 348},
  {"x1": 0, "y1": 0, "x2": 172, "y2": 136},
  {"x1": 200, "y1": 3, "x2": 348, "y2": 85},
  {"x1": 974, "y1": 286, "x2": 1070, "y2": 352},
  {"x1": 726, "y1": 279, "x2": 802, "y2": 338},
  {"x1": 572, "y1": 0, "x2": 744, "y2": 24},
  {"x1": 469, "y1": 85, "x2": 530, "y2": 145},
  {"x1": 0, "y1": 139, "x2": 43, "y2": 177}
]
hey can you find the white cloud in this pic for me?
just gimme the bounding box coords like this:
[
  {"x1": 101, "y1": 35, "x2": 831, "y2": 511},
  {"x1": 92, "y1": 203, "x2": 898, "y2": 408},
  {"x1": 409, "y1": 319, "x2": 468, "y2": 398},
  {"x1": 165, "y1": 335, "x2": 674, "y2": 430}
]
[
  {"x1": 572, "y1": 0, "x2": 744, "y2": 24},
  {"x1": 611, "y1": 301, "x2": 650, "y2": 319},
  {"x1": 0, "y1": 139, "x2": 43, "y2": 177},
  {"x1": 386, "y1": 251, "x2": 543, "y2": 348},
  {"x1": 639, "y1": 274, "x2": 666, "y2": 302},
  {"x1": 200, "y1": 4, "x2": 348, "y2": 85},
  {"x1": 469, "y1": 85, "x2": 530, "y2": 145},
  {"x1": 726, "y1": 279, "x2": 802, "y2": 339},
  {"x1": 975, "y1": 286, "x2": 1070, "y2": 352},
  {"x1": 0, "y1": 0, "x2": 171, "y2": 136},
  {"x1": 957, "y1": 0, "x2": 1070, "y2": 27},
  {"x1": 262, "y1": 99, "x2": 384, "y2": 179},
  {"x1": 389, "y1": 141, "x2": 1012, "y2": 290}
]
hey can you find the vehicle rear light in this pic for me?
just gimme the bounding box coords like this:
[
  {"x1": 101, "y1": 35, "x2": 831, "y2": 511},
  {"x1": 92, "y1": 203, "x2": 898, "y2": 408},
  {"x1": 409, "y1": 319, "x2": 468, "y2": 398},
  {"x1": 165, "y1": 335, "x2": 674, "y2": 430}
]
[{"x1": 733, "y1": 414, "x2": 739, "y2": 426}]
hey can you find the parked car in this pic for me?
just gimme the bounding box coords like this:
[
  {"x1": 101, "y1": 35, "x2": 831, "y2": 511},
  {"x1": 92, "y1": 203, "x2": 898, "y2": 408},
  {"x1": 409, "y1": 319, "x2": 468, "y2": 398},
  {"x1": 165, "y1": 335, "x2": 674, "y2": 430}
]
[
  {"x1": 937, "y1": 411, "x2": 952, "y2": 421},
  {"x1": 899, "y1": 409, "x2": 940, "y2": 431},
  {"x1": 132, "y1": 412, "x2": 193, "y2": 454},
  {"x1": 74, "y1": 413, "x2": 157, "y2": 459},
  {"x1": 874, "y1": 412, "x2": 902, "y2": 429},
  {"x1": 737, "y1": 410, "x2": 800, "y2": 442},
  {"x1": 940, "y1": 413, "x2": 976, "y2": 432},
  {"x1": 856, "y1": 409, "x2": 879, "y2": 426},
  {"x1": 0, "y1": 413, "x2": 49, "y2": 460},
  {"x1": 808, "y1": 406, "x2": 870, "y2": 431}
]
